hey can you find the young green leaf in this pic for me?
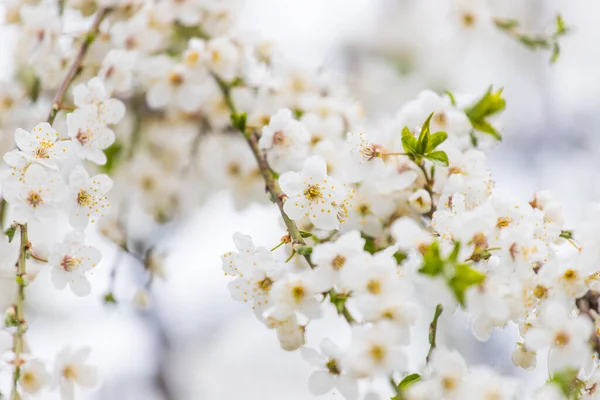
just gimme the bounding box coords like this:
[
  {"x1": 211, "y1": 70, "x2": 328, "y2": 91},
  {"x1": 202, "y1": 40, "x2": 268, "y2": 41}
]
[
  {"x1": 426, "y1": 131, "x2": 448, "y2": 153},
  {"x1": 448, "y1": 263, "x2": 485, "y2": 306},
  {"x1": 465, "y1": 87, "x2": 506, "y2": 140},
  {"x1": 401, "y1": 127, "x2": 418, "y2": 156},
  {"x1": 425, "y1": 151, "x2": 449, "y2": 167},
  {"x1": 419, "y1": 242, "x2": 444, "y2": 276},
  {"x1": 416, "y1": 112, "x2": 434, "y2": 155},
  {"x1": 4, "y1": 225, "x2": 16, "y2": 243}
]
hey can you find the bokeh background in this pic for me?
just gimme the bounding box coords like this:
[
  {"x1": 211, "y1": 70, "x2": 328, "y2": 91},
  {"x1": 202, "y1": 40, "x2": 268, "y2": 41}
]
[{"x1": 2, "y1": 0, "x2": 600, "y2": 398}]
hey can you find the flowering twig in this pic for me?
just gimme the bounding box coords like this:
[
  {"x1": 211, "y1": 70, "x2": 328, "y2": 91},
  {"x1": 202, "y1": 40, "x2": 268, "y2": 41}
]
[
  {"x1": 47, "y1": 8, "x2": 110, "y2": 125},
  {"x1": 8, "y1": 9, "x2": 111, "y2": 400},
  {"x1": 213, "y1": 74, "x2": 357, "y2": 324},
  {"x1": 425, "y1": 304, "x2": 443, "y2": 363},
  {"x1": 10, "y1": 224, "x2": 28, "y2": 400}
]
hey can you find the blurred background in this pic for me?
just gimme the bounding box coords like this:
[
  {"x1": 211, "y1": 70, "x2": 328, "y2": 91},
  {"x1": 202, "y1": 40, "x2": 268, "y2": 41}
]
[{"x1": 2, "y1": 0, "x2": 600, "y2": 398}]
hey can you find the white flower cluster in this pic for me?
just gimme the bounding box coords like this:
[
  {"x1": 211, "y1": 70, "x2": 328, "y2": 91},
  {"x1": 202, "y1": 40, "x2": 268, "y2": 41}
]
[
  {"x1": 0, "y1": 0, "x2": 590, "y2": 400},
  {"x1": 222, "y1": 86, "x2": 600, "y2": 399}
]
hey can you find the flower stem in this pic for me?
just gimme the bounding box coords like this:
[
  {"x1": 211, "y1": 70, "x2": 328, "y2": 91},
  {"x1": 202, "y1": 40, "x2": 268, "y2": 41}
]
[
  {"x1": 426, "y1": 304, "x2": 443, "y2": 363},
  {"x1": 9, "y1": 9, "x2": 111, "y2": 400},
  {"x1": 10, "y1": 224, "x2": 28, "y2": 400},
  {"x1": 47, "y1": 8, "x2": 110, "y2": 125}
]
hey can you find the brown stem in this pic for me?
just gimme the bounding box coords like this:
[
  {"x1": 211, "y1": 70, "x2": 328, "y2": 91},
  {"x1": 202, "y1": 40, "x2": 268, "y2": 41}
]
[
  {"x1": 47, "y1": 8, "x2": 110, "y2": 125},
  {"x1": 9, "y1": 9, "x2": 111, "y2": 400},
  {"x1": 576, "y1": 290, "x2": 600, "y2": 357},
  {"x1": 213, "y1": 75, "x2": 357, "y2": 324}
]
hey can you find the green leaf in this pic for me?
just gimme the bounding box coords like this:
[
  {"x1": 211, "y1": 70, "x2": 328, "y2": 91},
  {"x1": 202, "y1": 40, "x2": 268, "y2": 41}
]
[
  {"x1": 548, "y1": 369, "x2": 583, "y2": 399},
  {"x1": 299, "y1": 231, "x2": 313, "y2": 238},
  {"x1": 416, "y1": 112, "x2": 434, "y2": 155},
  {"x1": 419, "y1": 242, "x2": 444, "y2": 276},
  {"x1": 4, "y1": 225, "x2": 16, "y2": 243},
  {"x1": 230, "y1": 112, "x2": 247, "y2": 133},
  {"x1": 551, "y1": 42, "x2": 560, "y2": 64},
  {"x1": 103, "y1": 292, "x2": 117, "y2": 304},
  {"x1": 399, "y1": 373, "x2": 421, "y2": 390},
  {"x1": 363, "y1": 235, "x2": 378, "y2": 254},
  {"x1": 329, "y1": 291, "x2": 350, "y2": 316},
  {"x1": 444, "y1": 90, "x2": 457, "y2": 106},
  {"x1": 99, "y1": 141, "x2": 123, "y2": 174},
  {"x1": 401, "y1": 127, "x2": 418, "y2": 156},
  {"x1": 494, "y1": 18, "x2": 520, "y2": 31},
  {"x1": 294, "y1": 245, "x2": 313, "y2": 257},
  {"x1": 465, "y1": 87, "x2": 505, "y2": 141},
  {"x1": 555, "y1": 14, "x2": 568, "y2": 36},
  {"x1": 393, "y1": 251, "x2": 408, "y2": 265},
  {"x1": 559, "y1": 230, "x2": 573, "y2": 240},
  {"x1": 426, "y1": 131, "x2": 448, "y2": 153},
  {"x1": 425, "y1": 151, "x2": 449, "y2": 167},
  {"x1": 448, "y1": 264, "x2": 485, "y2": 306}
]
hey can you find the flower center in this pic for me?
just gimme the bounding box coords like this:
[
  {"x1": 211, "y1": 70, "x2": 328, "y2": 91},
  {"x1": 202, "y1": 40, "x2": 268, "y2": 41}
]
[
  {"x1": 77, "y1": 189, "x2": 92, "y2": 207},
  {"x1": 434, "y1": 112, "x2": 447, "y2": 126},
  {"x1": 227, "y1": 162, "x2": 241, "y2": 176},
  {"x1": 563, "y1": 269, "x2": 578, "y2": 281},
  {"x1": 326, "y1": 359, "x2": 341, "y2": 375},
  {"x1": 331, "y1": 255, "x2": 346, "y2": 270},
  {"x1": 496, "y1": 216, "x2": 513, "y2": 229},
  {"x1": 35, "y1": 146, "x2": 50, "y2": 159},
  {"x1": 62, "y1": 365, "x2": 77, "y2": 380},
  {"x1": 461, "y1": 12, "x2": 476, "y2": 27},
  {"x1": 60, "y1": 256, "x2": 78, "y2": 272},
  {"x1": 185, "y1": 51, "x2": 200, "y2": 66},
  {"x1": 303, "y1": 185, "x2": 322, "y2": 201},
  {"x1": 21, "y1": 371, "x2": 38, "y2": 390},
  {"x1": 76, "y1": 129, "x2": 92, "y2": 145},
  {"x1": 554, "y1": 331, "x2": 570, "y2": 347},
  {"x1": 366, "y1": 279, "x2": 382, "y2": 295},
  {"x1": 291, "y1": 285, "x2": 306, "y2": 303},
  {"x1": 358, "y1": 203, "x2": 370, "y2": 216},
  {"x1": 533, "y1": 285, "x2": 548, "y2": 299},
  {"x1": 369, "y1": 344, "x2": 386, "y2": 363},
  {"x1": 169, "y1": 72, "x2": 184, "y2": 86},
  {"x1": 272, "y1": 131, "x2": 286, "y2": 146},
  {"x1": 442, "y1": 377, "x2": 457, "y2": 391},
  {"x1": 26, "y1": 191, "x2": 43, "y2": 208},
  {"x1": 258, "y1": 277, "x2": 273, "y2": 292}
]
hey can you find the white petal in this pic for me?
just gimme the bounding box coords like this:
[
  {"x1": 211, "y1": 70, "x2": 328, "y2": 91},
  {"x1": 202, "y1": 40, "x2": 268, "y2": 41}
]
[
  {"x1": 308, "y1": 371, "x2": 335, "y2": 395},
  {"x1": 69, "y1": 274, "x2": 91, "y2": 297},
  {"x1": 50, "y1": 268, "x2": 68, "y2": 290}
]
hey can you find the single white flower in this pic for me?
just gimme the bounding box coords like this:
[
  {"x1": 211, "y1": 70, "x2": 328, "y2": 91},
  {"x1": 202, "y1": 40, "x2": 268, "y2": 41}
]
[
  {"x1": 301, "y1": 338, "x2": 358, "y2": 400},
  {"x1": 2, "y1": 164, "x2": 68, "y2": 223},
  {"x1": 66, "y1": 106, "x2": 116, "y2": 165},
  {"x1": 49, "y1": 231, "x2": 102, "y2": 297},
  {"x1": 72, "y1": 77, "x2": 126, "y2": 125},
  {"x1": 343, "y1": 323, "x2": 407, "y2": 378},
  {"x1": 20, "y1": 359, "x2": 51, "y2": 394},
  {"x1": 4, "y1": 123, "x2": 70, "y2": 170},
  {"x1": 279, "y1": 155, "x2": 350, "y2": 230},
  {"x1": 54, "y1": 347, "x2": 98, "y2": 400},
  {"x1": 66, "y1": 165, "x2": 112, "y2": 230},
  {"x1": 268, "y1": 272, "x2": 323, "y2": 320},
  {"x1": 259, "y1": 109, "x2": 311, "y2": 172}
]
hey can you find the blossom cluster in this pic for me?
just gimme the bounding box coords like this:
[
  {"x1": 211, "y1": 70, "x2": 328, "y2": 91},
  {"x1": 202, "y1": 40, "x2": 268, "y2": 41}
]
[{"x1": 0, "y1": 0, "x2": 590, "y2": 400}]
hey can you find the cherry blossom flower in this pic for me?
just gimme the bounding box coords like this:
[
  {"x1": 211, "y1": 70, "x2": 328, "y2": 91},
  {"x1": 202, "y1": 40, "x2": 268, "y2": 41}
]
[
  {"x1": 49, "y1": 231, "x2": 102, "y2": 297},
  {"x1": 301, "y1": 338, "x2": 359, "y2": 400},
  {"x1": 54, "y1": 347, "x2": 98, "y2": 400},
  {"x1": 279, "y1": 155, "x2": 350, "y2": 230},
  {"x1": 66, "y1": 165, "x2": 113, "y2": 230}
]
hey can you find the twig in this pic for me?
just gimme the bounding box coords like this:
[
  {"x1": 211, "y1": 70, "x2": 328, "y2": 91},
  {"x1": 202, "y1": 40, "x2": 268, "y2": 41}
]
[
  {"x1": 8, "y1": 9, "x2": 111, "y2": 399},
  {"x1": 213, "y1": 74, "x2": 357, "y2": 324},
  {"x1": 47, "y1": 8, "x2": 110, "y2": 125},
  {"x1": 10, "y1": 224, "x2": 28, "y2": 400},
  {"x1": 426, "y1": 304, "x2": 443, "y2": 363}
]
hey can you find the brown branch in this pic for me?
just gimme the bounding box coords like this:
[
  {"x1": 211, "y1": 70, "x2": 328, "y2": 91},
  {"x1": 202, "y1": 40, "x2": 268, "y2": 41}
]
[
  {"x1": 212, "y1": 74, "x2": 357, "y2": 324},
  {"x1": 47, "y1": 8, "x2": 110, "y2": 125},
  {"x1": 576, "y1": 290, "x2": 600, "y2": 356}
]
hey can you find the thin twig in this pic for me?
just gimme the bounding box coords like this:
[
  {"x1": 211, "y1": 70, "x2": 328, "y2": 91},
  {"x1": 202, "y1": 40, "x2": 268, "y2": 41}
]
[
  {"x1": 213, "y1": 74, "x2": 357, "y2": 324},
  {"x1": 10, "y1": 224, "x2": 28, "y2": 400},
  {"x1": 426, "y1": 304, "x2": 443, "y2": 363},
  {"x1": 47, "y1": 8, "x2": 109, "y2": 125},
  {"x1": 8, "y1": 9, "x2": 111, "y2": 399}
]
